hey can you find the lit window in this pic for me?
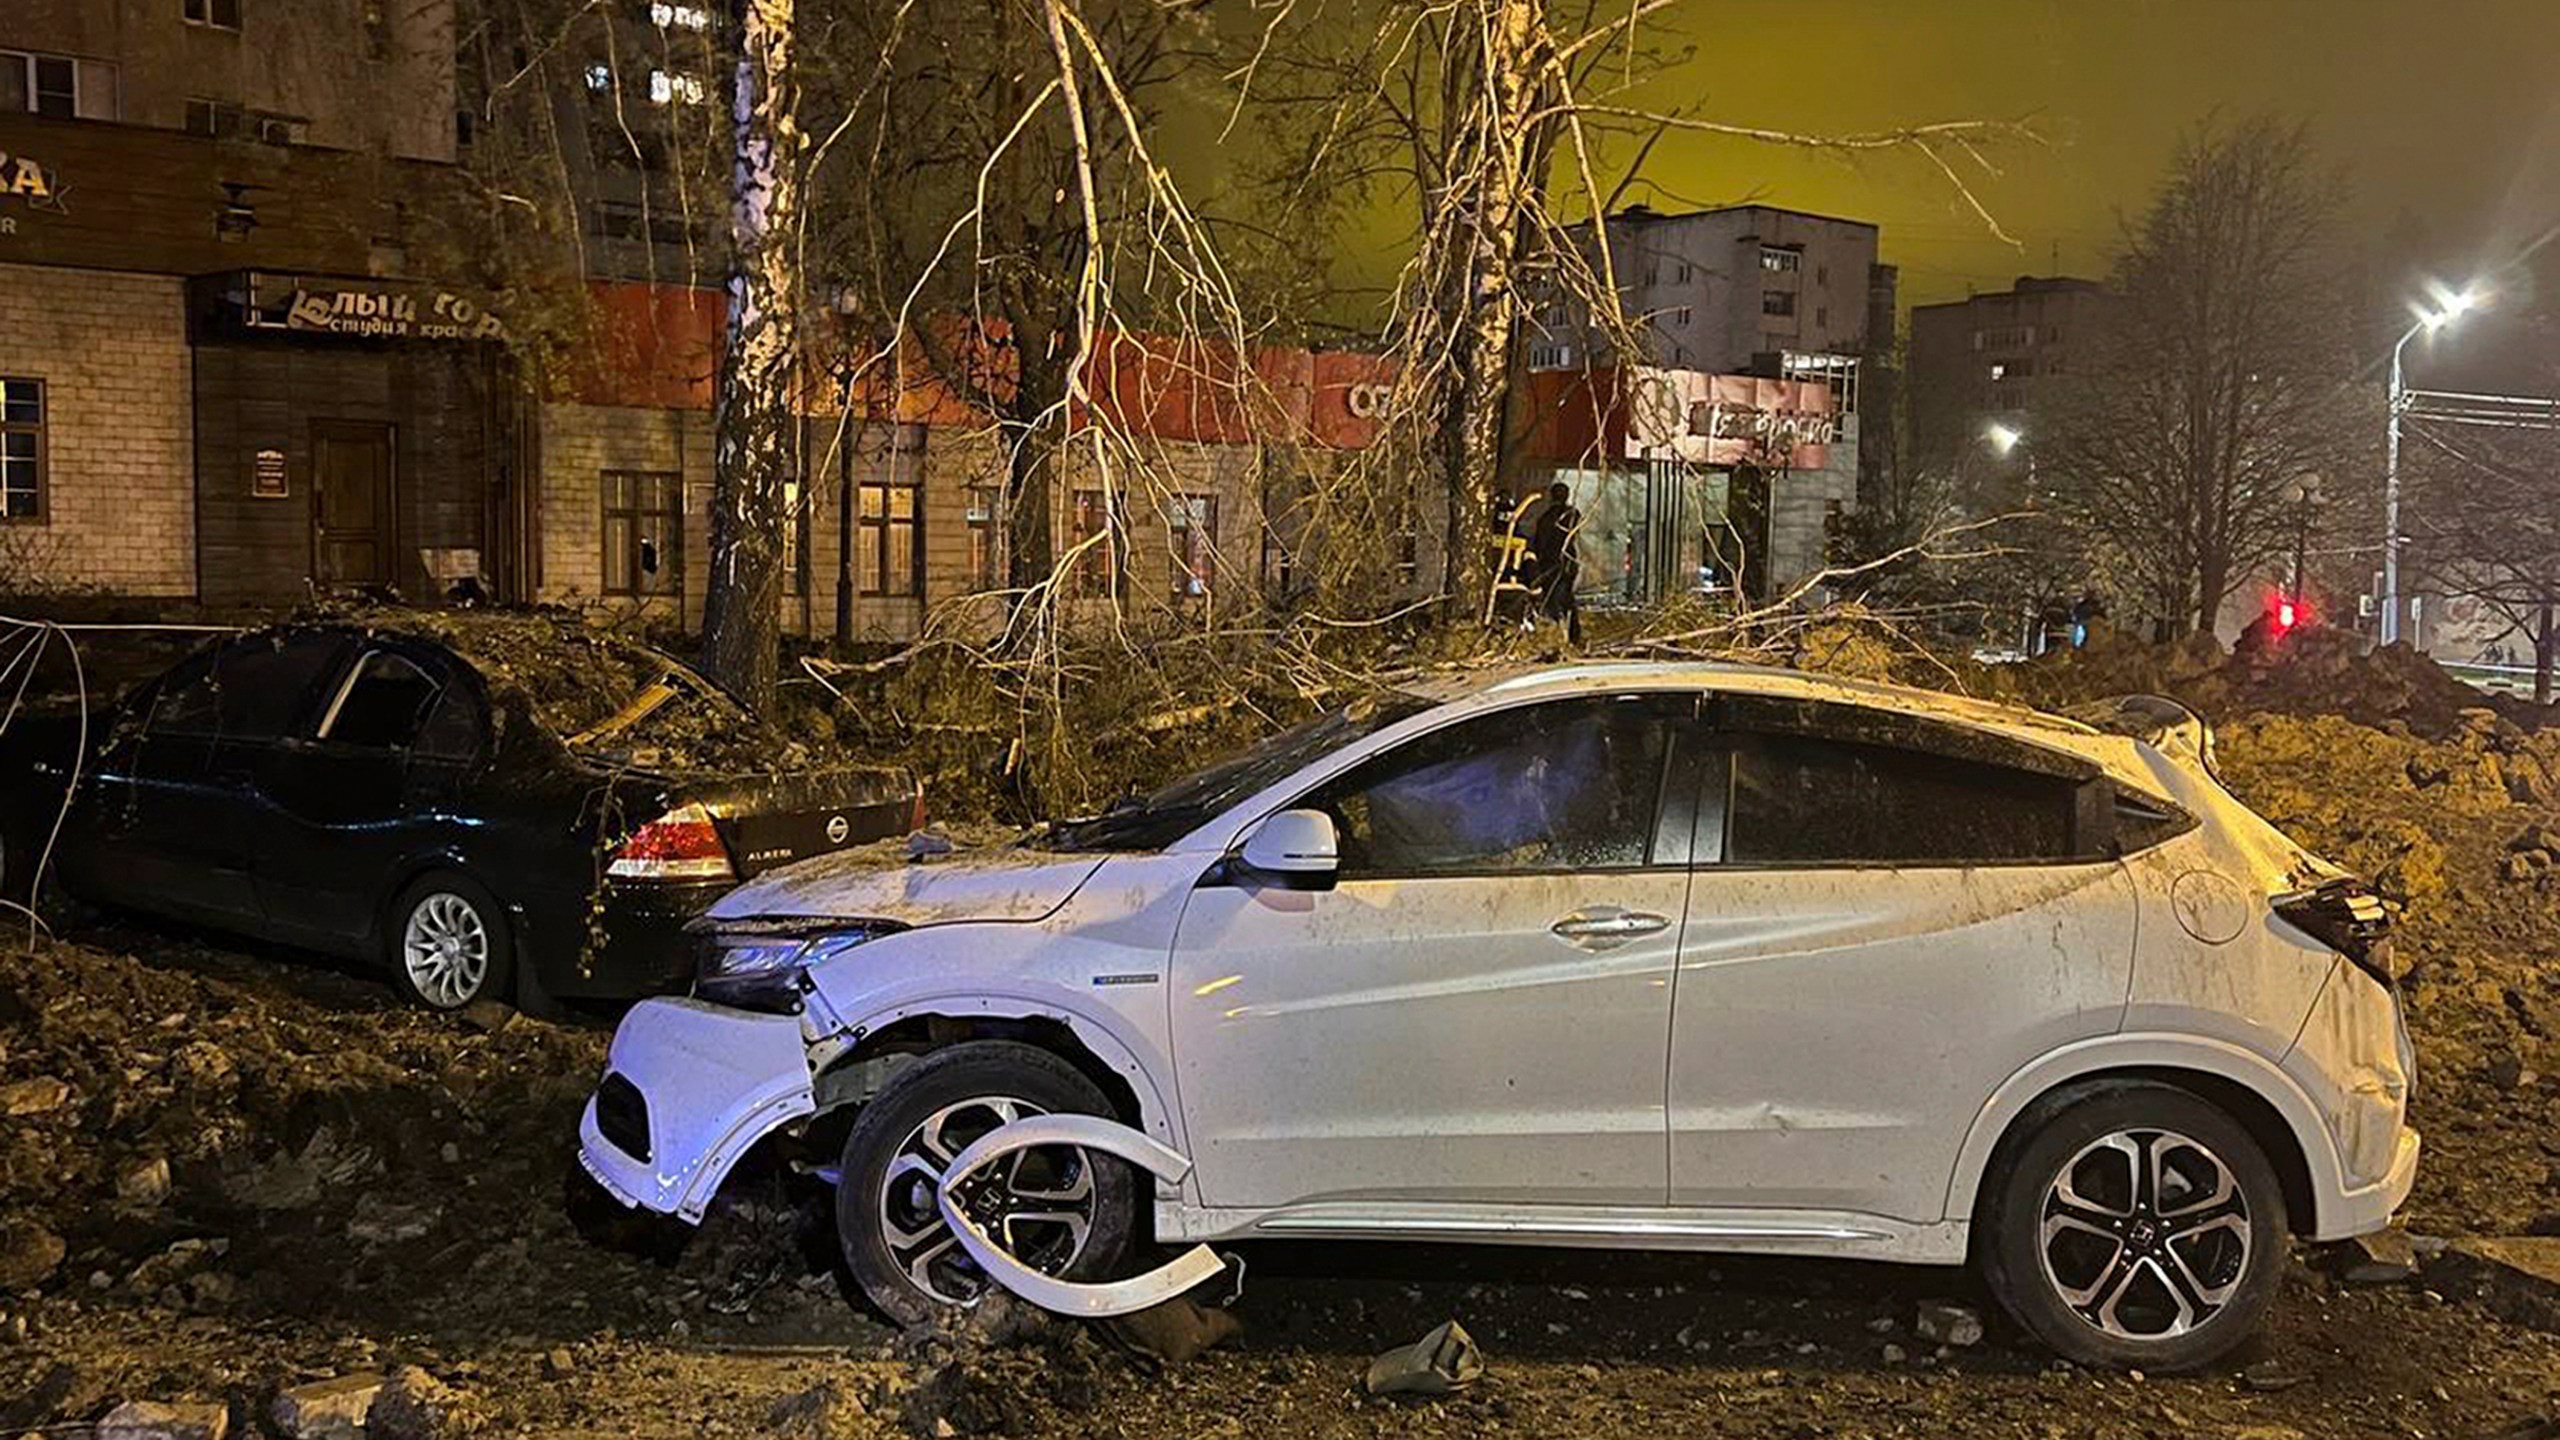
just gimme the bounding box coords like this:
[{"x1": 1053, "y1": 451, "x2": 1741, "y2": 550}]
[
  {"x1": 780, "y1": 476, "x2": 804, "y2": 596},
  {"x1": 966, "y1": 486, "x2": 1003, "y2": 589},
  {"x1": 1, "y1": 378, "x2": 44, "y2": 520},
  {"x1": 648, "y1": 70, "x2": 705, "y2": 105},
  {"x1": 857, "y1": 430, "x2": 924, "y2": 597},
  {"x1": 600, "y1": 471, "x2": 683, "y2": 597},
  {"x1": 1759, "y1": 247, "x2": 1801, "y2": 273},
  {"x1": 584, "y1": 63, "x2": 612, "y2": 92},
  {"x1": 650, "y1": 2, "x2": 711, "y2": 29},
  {"x1": 1988, "y1": 363, "x2": 2007, "y2": 381}
]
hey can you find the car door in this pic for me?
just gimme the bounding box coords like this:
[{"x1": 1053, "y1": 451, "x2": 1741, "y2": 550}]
[
  {"x1": 1168, "y1": 692, "x2": 1696, "y2": 1212},
  {"x1": 1666, "y1": 696, "x2": 2137, "y2": 1222},
  {"x1": 253, "y1": 643, "x2": 478, "y2": 946},
  {"x1": 93, "y1": 633, "x2": 352, "y2": 926}
]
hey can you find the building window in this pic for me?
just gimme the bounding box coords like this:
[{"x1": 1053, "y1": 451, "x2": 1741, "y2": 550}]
[
  {"x1": 780, "y1": 476, "x2": 804, "y2": 596},
  {"x1": 1529, "y1": 344, "x2": 1572, "y2": 370},
  {"x1": 857, "y1": 439, "x2": 922, "y2": 597},
  {"x1": 1759, "y1": 246, "x2": 1801, "y2": 273},
  {"x1": 1069, "y1": 488, "x2": 1127, "y2": 599},
  {"x1": 650, "y1": 1, "x2": 711, "y2": 28},
  {"x1": 1988, "y1": 363, "x2": 2007, "y2": 382},
  {"x1": 966, "y1": 486, "x2": 1003, "y2": 590},
  {"x1": 184, "y1": 97, "x2": 241, "y2": 136},
  {"x1": 183, "y1": 0, "x2": 242, "y2": 30},
  {"x1": 1168, "y1": 494, "x2": 1217, "y2": 599},
  {"x1": 583, "y1": 62, "x2": 613, "y2": 92},
  {"x1": 648, "y1": 70, "x2": 706, "y2": 105},
  {"x1": 1673, "y1": 306, "x2": 1693, "y2": 326},
  {"x1": 1, "y1": 379, "x2": 43, "y2": 521},
  {"x1": 1762, "y1": 290, "x2": 1797, "y2": 317},
  {"x1": 600, "y1": 470, "x2": 683, "y2": 598},
  {"x1": 1674, "y1": 260, "x2": 1692, "y2": 283},
  {"x1": 0, "y1": 52, "x2": 117, "y2": 120}
]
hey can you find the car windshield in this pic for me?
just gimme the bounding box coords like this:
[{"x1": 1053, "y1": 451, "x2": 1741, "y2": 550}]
[{"x1": 1044, "y1": 693, "x2": 1433, "y2": 853}]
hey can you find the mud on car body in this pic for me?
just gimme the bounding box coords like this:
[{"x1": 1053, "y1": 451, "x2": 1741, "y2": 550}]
[
  {"x1": 580, "y1": 662, "x2": 2417, "y2": 1368},
  {"x1": 0, "y1": 614, "x2": 918, "y2": 1010}
]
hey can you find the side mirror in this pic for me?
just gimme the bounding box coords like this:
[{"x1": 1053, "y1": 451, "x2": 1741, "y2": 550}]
[{"x1": 1236, "y1": 809, "x2": 1339, "y2": 892}]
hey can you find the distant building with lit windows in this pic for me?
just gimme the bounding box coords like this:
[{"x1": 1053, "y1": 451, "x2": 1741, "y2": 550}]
[{"x1": 1907, "y1": 275, "x2": 2117, "y2": 483}]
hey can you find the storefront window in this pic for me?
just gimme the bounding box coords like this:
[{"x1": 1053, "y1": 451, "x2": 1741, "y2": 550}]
[
  {"x1": 0, "y1": 379, "x2": 43, "y2": 521},
  {"x1": 600, "y1": 470, "x2": 682, "y2": 597}
]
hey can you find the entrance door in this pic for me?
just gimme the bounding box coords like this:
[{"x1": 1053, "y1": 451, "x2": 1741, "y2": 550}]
[{"x1": 313, "y1": 421, "x2": 395, "y2": 586}]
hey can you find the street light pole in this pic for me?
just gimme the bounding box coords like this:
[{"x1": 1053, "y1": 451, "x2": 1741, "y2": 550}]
[{"x1": 2381, "y1": 283, "x2": 2486, "y2": 646}]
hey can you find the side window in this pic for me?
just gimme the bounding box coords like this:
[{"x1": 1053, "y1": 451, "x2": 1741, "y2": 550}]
[
  {"x1": 154, "y1": 635, "x2": 350, "y2": 740},
  {"x1": 1303, "y1": 696, "x2": 1676, "y2": 877},
  {"x1": 1723, "y1": 732, "x2": 2079, "y2": 865},
  {"x1": 321, "y1": 651, "x2": 443, "y2": 750},
  {"x1": 414, "y1": 683, "x2": 486, "y2": 762}
]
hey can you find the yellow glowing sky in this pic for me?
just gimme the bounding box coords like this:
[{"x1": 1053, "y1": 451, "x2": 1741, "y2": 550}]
[{"x1": 1237, "y1": 0, "x2": 2560, "y2": 316}]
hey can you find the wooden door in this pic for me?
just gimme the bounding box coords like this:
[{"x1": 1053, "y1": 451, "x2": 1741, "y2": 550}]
[{"x1": 312, "y1": 421, "x2": 395, "y2": 586}]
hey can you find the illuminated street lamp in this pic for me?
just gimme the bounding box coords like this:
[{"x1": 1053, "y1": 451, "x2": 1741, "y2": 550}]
[{"x1": 2382, "y1": 284, "x2": 2488, "y2": 645}]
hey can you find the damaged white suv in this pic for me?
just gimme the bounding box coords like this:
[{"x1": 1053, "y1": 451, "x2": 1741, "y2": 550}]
[{"x1": 579, "y1": 663, "x2": 2417, "y2": 1371}]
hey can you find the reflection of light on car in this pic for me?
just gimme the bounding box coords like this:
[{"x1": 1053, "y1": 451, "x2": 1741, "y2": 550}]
[{"x1": 1192, "y1": 974, "x2": 1244, "y2": 997}]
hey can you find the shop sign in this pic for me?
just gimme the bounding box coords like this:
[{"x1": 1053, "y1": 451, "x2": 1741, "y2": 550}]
[
  {"x1": 256, "y1": 282, "x2": 506, "y2": 341},
  {"x1": 0, "y1": 152, "x2": 56, "y2": 204},
  {"x1": 1624, "y1": 370, "x2": 1836, "y2": 470}
]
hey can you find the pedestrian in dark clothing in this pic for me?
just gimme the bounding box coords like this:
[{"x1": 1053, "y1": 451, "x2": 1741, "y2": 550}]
[{"x1": 1529, "y1": 481, "x2": 1583, "y2": 645}]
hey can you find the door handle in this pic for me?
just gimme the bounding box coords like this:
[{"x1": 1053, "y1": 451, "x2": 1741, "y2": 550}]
[{"x1": 1550, "y1": 906, "x2": 1671, "y2": 951}]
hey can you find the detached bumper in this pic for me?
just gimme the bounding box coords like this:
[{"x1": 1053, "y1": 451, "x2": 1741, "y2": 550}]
[
  {"x1": 2315, "y1": 1124, "x2": 2421, "y2": 1242},
  {"x1": 521, "y1": 880, "x2": 730, "y2": 1001},
  {"x1": 578, "y1": 997, "x2": 817, "y2": 1222}
]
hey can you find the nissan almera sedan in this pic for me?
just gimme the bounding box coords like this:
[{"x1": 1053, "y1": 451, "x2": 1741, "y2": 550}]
[{"x1": 578, "y1": 662, "x2": 2416, "y2": 1371}]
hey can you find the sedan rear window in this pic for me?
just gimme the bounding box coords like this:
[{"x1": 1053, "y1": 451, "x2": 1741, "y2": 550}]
[{"x1": 1725, "y1": 732, "x2": 2079, "y2": 865}]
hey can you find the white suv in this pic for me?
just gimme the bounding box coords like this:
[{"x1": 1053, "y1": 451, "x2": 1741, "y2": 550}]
[{"x1": 579, "y1": 663, "x2": 2416, "y2": 1371}]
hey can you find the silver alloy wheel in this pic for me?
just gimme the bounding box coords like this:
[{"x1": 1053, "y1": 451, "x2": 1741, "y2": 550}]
[
  {"x1": 401, "y1": 891, "x2": 492, "y2": 1009},
  {"x1": 878, "y1": 1096, "x2": 1099, "y2": 1307},
  {"x1": 2037, "y1": 1128, "x2": 2253, "y2": 1340}
]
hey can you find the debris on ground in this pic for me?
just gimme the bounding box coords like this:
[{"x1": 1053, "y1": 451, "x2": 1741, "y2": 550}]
[
  {"x1": 1913, "y1": 1302, "x2": 1985, "y2": 1348},
  {"x1": 366, "y1": 1364, "x2": 487, "y2": 1440},
  {"x1": 96, "y1": 1397, "x2": 232, "y2": 1440},
  {"x1": 1102, "y1": 1294, "x2": 1246, "y2": 1369},
  {"x1": 272, "y1": 1374, "x2": 384, "y2": 1440},
  {"x1": 2335, "y1": 1227, "x2": 2423, "y2": 1285},
  {"x1": 1364, "y1": 1319, "x2": 1485, "y2": 1397},
  {"x1": 2428, "y1": 1237, "x2": 2560, "y2": 1333}
]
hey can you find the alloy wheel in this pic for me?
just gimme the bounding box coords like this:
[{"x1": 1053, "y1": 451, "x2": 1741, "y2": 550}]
[
  {"x1": 402, "y1": 891, "x2": 491, "y2": 1008},
  {"x1": 877, "y1": 1096, "x2": 1099, "y2": 1307},
  {"x1": 2037, "y1": 1128, "x2": 2253, "y2": 1340}
]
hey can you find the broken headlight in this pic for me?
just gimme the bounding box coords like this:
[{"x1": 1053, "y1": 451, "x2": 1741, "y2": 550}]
[
  {"x1": 694, "y1": 922, "x2": 905, "y2": 1011},
  {"x1": 2273, "y1": 879, "x2": 2403, "y2": 987}
]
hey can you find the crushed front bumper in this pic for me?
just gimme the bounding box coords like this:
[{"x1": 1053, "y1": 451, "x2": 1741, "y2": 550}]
[
  {"x1": 578, "y1": 997, "x2": 816, "y2": 1222},
  {"x1": 2315, "y1": 1123, "x2": 2421, "y2": 1242}
]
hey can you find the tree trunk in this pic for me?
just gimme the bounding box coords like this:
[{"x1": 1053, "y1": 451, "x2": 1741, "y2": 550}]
[
  {"x1": 1435, "y1": 0, "x2": 1545, "y2": 615},
  {"x1": 701, "y1": 0, "x2": 801, "y2": 712},
  {"x1": 2538, "y1": 597, "x2": 2556, "y2": 708}
]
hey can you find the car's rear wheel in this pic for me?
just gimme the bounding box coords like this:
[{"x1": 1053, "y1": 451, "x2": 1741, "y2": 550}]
[
  {"x1": 387, "y1": 873, "x2": 514, "y2": 1011},
  {"x1": 835, "y1": 1041, "x2": 1137, "y2": 1327},
  {"x1": 1982, "y1": 1083, "x2": 2288, "y2": 1372}
]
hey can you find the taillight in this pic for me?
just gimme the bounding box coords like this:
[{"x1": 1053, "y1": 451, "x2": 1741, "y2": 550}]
[
  {"x1": 2274, "y1": 878, "x2": 2402, "y2": 985},
  {"x1": 608, "y1": 801, "x2": 735, "y2": 881}
]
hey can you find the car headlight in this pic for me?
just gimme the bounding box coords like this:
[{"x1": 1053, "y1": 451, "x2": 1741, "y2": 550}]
[{"x1": 695, "y1": 922, "x2": 904, "y2": 1010}]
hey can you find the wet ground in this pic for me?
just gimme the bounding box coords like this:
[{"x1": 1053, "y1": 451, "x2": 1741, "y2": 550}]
[{"x1": 5, "y1": 921, "x2": 2559, "y2": 1440}]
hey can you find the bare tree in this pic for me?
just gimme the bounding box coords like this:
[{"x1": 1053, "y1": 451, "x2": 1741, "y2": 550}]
[
  {"x1": 2050, "y1": 118, "x2": 2365, "y2": 637},
  {"x1": 2409, "y1": 422, "x2": 2560, "y2": 702},
  {"x1": 700, "y1": 0, "x2": 803, "y2": 710}
]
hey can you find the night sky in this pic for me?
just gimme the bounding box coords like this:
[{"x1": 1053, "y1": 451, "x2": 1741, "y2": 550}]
[{"x1": 1235, "y1": 0, "x2": 2560, "y2": 380}]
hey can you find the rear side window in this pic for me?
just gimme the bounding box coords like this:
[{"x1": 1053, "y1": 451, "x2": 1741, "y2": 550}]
[
  {"x1": 1724, "y1": 732, "x2": 2079, "y2": 865},
  {"x1": 322, "y1": 651, "x2": 444, "y2": 750},
  {"x1": 1305, "y1": 695, "x2": 1677, "y2": 877},
  {"x1": 152, "y1": 634, "x2": 350, "y2": 741}
]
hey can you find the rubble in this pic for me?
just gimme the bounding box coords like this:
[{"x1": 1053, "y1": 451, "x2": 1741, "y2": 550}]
[
  {"x1": 766, "y1": 1380, "x2": 877, "y2": 1440},
  {"x1": 1914, "y1": 1302, "x2": 1986, "y2": 1348},
  {"x1": 2429, "y1": 1238, "x2": 2560, "y2": 1333},
  {"x1": 0, "y1": 1216, "x2": 65, "y2": 1289},
  {"x1": 367, "y1": 1365, "x2": 487, "y2": 1440},
  {"x1": 1364, "y1": 1319, "x2": 1484, "y2": 1397},
  {"x1": 2334, "y1": 1227, "x2": 2422, "y2": 1285},
  {"x1": 272, "y1": 1374, "x2": 384, "y2": 1440},
  {"x1": 96, "y1": 1398, "x2": 231, "y2": 1440},
  {"x1": 0, "y1": 1074, "x2": 71, "y2": 1116}
]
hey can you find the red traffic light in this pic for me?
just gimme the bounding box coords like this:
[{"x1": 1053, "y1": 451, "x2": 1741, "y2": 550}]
[{"x1": 2275, "y1": 597, "x2": 2297, "y2": 631}]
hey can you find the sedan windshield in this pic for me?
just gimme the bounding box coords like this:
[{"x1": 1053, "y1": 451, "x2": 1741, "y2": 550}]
[{"x1": 1044, "y1": 693, "x2": 1432, "y2": 853}]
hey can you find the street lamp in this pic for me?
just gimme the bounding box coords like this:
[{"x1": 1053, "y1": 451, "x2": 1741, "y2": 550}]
[
  {"x1": 2283, "y1": 474, "x2": 2321, "y2": 631},
  {"x1": 2382, "y1": 283, "x2": 2488, "y2": 645},
  {"x1": 1984, "y1": 422, "x2": 2046, "y2": 651}
]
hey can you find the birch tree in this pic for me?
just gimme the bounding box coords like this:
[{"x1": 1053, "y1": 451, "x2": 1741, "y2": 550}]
[{"x1": 701, "y1": 0, "x2": 803, "y2": 710}]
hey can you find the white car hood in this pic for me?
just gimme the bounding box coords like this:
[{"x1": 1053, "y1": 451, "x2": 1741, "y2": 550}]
[{"x1": 705, "y1": 844, "x2": 1109, "y2": 927}]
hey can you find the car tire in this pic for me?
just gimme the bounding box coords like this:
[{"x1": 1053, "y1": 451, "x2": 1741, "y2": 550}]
[
  {"x1": 836, "y1": 1040, "x2": 1139, "y2": 1327},
  {"x1": 386, "y1": 872, "x2": 516, "y2": 1012},
  {"x1": 1981, "y1": 1082, "x2": 2289, "y2": 1373}
]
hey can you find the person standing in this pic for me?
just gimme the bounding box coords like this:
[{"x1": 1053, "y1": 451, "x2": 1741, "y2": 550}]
[{"x1": 1529, "y1": 481, "x2": 1583, "y2": 646}]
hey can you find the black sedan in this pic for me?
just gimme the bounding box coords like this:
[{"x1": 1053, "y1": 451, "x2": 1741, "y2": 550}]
[{"x1": 0, "y1": 613, "x2": 918, "y2": 1010}]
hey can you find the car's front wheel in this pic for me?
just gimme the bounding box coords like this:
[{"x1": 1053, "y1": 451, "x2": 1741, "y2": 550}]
[
  {"x1": 387, "y1": 873, "x2": 515, "y2": 1011},
  {"x1": 835, "y1": 1041, "x2": 1138, "y2": 1327},
  {"x1": 1982, "y1": 1083, "x2": 2289, "y2": 1372}
]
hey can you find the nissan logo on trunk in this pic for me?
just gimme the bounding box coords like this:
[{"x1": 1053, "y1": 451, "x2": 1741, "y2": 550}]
[{"x1": 825, "y1": 814, "x2": 850, "y2": 845}]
